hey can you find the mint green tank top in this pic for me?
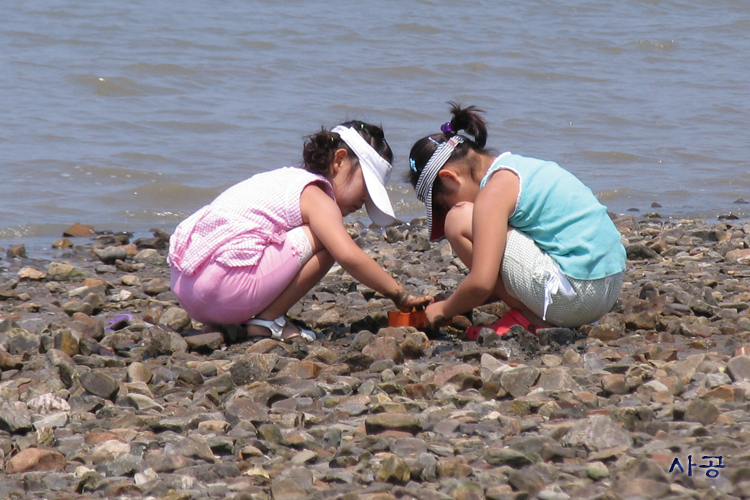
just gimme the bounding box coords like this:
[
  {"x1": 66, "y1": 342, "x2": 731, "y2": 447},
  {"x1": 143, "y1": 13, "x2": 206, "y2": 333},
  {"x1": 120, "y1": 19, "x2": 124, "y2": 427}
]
[{"x1": 481, "y1": 153, "x2": 626, "y2": 280}]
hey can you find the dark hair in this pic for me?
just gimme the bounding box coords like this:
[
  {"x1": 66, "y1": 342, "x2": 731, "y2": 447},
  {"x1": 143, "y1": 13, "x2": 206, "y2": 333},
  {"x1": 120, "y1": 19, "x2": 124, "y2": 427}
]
[
  {"x1": 406, "y1": 102, "x2": 495, "y2": 190},
  {"x1": 302, "y1": 120, "x2": 393, "y2": 175}
]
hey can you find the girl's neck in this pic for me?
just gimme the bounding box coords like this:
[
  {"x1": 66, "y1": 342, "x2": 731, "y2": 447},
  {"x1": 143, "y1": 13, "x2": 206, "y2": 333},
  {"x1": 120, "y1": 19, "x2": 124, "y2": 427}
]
[{"x1": 475, "y1": 153, "x2": 496, "y2": 181}]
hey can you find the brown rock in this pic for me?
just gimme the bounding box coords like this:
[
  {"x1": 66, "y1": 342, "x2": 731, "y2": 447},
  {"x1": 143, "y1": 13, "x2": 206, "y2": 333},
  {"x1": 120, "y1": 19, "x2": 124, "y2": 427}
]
[
  {"x1": 17, "y1": 267, "x2": 46, "y2": 280},
  {"x1": 54, "y1": 329, "x2": 81, "y2": 357},
  {"x1": 184, "y1": 331, "x2": 224, "y2": 352},
  {"x1": 158, "y1": 307, "x2": 191, "y2": 331},
  {"x1": 71, "y1": 312, "x2": 105, "y2": 340},
  {"x1": 624, "y1": 311, "x2": 659, "y2": 331},
  {"x1": 403, "y1": 382, "x2": 436, "y2": 400},
  {"x1": 6, "y1": 244, "x2": 26, "y2": 259},
  {"x1": 84, "y1": 431, "x2": 127, "y2": 446},
  {"x1": 63, "y1": 223, "x2": 96, "y2": 237},
  {"x1": 6, "y1": 448, "x2": 66, "y2": 473},
  {"x1": 0, "y1": 350, "x2": 23, "y2": 371},
  {"x1": 588, "y1": 324, "x2": 623, "y2": 342},
  {"x1": 277, "y1": 360, "x2": 322, "y2": 380},
  {"x1": 601, "y1": 373, "x2": 629, "y2": 395},
  {"x1": 702, "y1": 385, "x2": 737, "y2": 402},
  {"x1": 52, "y1": 238, "x2": 73, "y2": 249},
  {"x1": 362, "y1": 336, "x2": 404, "y2": 364},
  {"x1": 428, "y1": 363, "x2": 481, "y2": 392},
  {"x1": 726, "y1": 248, "x2": 750, "y2": 264},
  {"x1": 685, "y1": 399, "x2": 719, "y2": 425}
]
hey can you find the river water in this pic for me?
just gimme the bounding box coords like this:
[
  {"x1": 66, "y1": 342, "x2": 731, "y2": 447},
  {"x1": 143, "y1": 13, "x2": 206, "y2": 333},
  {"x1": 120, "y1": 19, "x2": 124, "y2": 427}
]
[{"x1": 2, "y1": 0, "x2": 749, "y2": 256}]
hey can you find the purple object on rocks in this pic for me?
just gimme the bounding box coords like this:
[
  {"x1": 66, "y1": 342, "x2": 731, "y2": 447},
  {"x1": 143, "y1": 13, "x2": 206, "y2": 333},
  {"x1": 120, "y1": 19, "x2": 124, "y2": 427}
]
[{"x1": 107, "y1": 313, "x2": 134, "y2": 332}]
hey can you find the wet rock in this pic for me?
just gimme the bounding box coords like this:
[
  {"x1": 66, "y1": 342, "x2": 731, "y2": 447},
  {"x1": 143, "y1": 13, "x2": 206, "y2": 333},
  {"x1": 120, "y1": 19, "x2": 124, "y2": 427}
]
[
  {"x1": 94, "y1": 246, "x2": 129, "y2": 264},
  {"x1": 52, "y1": 238, "x2": 74, "y2": 249},
  {"x1": 6, "y1": 244, "x2": 26, "y2": 259},
  {"x1": 63, "y1": 223, "x2": 96, "y2": 237}
]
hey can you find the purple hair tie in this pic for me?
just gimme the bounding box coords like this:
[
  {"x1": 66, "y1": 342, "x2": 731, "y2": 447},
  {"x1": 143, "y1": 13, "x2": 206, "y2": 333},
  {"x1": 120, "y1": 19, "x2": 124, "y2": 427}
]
[{"x1": 440, "y1": 122, "x2": 452, "y2": 134}]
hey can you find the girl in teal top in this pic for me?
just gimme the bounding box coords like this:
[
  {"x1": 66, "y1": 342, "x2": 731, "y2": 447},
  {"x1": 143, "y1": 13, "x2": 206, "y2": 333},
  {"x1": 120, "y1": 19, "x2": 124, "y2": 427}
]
[{"x1": 408, "y1": 103, "x2": 626, "y2": 336}]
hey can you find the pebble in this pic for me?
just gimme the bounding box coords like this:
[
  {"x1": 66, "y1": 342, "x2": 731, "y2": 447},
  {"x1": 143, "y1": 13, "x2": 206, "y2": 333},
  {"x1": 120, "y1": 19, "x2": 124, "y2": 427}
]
[{"x1": 0, "y1": 218, "x2": 749, "y2": 498}]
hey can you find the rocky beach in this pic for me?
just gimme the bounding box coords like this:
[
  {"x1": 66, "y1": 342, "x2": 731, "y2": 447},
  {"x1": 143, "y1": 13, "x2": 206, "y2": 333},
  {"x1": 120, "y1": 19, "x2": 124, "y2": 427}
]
[{"x1": 1, "y1": 214, "x2": 750, "y2": 500}]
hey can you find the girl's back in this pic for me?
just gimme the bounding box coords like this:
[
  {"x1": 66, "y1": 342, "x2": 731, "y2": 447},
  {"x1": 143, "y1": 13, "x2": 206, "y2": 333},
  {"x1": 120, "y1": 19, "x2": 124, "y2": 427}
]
[{"x1": 169, "y1": 166, "x2": 332, "y2": 274}]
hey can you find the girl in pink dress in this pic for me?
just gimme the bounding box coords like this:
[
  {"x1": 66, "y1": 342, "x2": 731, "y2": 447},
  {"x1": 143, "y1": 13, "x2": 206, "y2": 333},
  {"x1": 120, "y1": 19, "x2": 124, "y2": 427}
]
[{"x1": 169, "y1": 121, "x2": 432, "y2": 341}]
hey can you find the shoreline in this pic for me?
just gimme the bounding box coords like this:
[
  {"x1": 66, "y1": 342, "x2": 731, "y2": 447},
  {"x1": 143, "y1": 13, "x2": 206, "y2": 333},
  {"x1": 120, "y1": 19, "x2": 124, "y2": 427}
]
[
  {"x1": 2, "y1": 203, "x2": 749, "y2": 261},
  {"x1": 0, "y1": 215, "x2": 750, "y2": 498}
]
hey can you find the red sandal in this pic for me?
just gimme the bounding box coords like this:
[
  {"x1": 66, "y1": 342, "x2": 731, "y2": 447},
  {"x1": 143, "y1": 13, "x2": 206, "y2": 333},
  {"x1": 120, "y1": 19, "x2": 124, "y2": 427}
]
[{"x1": 465, "y1": 309, "x2": 536, "y2": 341}]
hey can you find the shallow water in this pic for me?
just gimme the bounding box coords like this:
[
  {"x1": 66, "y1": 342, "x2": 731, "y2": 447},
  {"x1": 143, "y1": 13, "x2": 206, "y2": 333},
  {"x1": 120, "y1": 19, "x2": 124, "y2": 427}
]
[{"x1": 2, "y1": 0, "x2": 749, "y2": 257}]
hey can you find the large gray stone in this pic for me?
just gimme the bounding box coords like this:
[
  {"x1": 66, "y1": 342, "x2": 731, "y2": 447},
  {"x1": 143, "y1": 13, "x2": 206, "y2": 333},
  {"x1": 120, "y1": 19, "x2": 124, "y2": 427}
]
[
  {"x1": 80, "y1": 370, "x2": 119, "y2": 400},
  {"x1": 0, "y1": 402, "x2": 32, "y2": 433},
  {"x1": 562, "y1": 415, "x2": 633, "y2": 451},
  {"x1": 500, "y1": 365, "x2": 540, "y2": 398},
  {"x1": 728, "y1": 355, "x2": 750, "y2": 382}
]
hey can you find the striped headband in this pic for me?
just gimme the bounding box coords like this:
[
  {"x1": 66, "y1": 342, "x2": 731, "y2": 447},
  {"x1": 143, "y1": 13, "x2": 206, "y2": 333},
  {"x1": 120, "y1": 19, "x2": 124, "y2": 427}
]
[
  {"x1": 414, "y1": 135, "x2": 465, "y2": 240},
  {"x1": 415, "y1": 136, "x2": 465, "y2": 203}
]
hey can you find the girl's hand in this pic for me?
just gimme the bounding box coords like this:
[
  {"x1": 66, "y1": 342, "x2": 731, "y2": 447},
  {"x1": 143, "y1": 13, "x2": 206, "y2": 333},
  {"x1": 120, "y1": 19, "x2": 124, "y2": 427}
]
[
  {"x1": 425, "y1": 301, "x2": 449, "y2": 329},
  {"x1": 391, "y1": 291, "x2": 434, "y2": 312}
]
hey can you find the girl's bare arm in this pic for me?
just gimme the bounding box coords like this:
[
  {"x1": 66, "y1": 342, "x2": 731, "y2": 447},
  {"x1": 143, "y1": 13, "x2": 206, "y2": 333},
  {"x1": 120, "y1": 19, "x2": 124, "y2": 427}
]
[{"x1": 301, "y1": 184, "x2": 432, "y2": 310}]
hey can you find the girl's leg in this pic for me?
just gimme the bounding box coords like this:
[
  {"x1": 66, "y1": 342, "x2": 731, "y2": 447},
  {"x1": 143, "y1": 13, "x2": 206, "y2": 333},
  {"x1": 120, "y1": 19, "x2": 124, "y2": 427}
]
[
  {"x1": 247, "y1": 226, "x2": 334, "y2": 339},
  {"x1": 443, "y1": 202, "x2": 552, "y2": 328}
]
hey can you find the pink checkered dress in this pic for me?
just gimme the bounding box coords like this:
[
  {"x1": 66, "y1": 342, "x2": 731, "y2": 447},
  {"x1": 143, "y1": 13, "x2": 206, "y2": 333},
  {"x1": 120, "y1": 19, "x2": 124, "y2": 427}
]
[{"x1": 168, "y1": 167, "x2": 334, "y2": 275}]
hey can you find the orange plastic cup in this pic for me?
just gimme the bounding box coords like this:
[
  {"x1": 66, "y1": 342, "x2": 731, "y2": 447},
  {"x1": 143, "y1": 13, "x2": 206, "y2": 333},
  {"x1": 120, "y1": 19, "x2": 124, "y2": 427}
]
[{"x1": 388, "y1": 309, "x2": 427, "y2": 329}]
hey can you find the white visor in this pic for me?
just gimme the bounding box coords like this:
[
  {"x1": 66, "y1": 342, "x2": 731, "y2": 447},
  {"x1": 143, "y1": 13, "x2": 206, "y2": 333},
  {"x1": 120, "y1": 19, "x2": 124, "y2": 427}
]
[{"x1": 332, "y1": 125, "x2": 396, "y2": 226}]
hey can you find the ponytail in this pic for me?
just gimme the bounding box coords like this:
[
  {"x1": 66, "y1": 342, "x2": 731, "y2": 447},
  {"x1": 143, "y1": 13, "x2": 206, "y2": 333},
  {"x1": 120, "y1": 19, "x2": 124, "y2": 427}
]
[
  {"x1": 442, "y1": 102, "x2": 488, "y2": 148},
  {"x1": 302, "y1": 128, "x2": 339, "y2": 175},
  {"x1": 407, "y1": 102, "x2": 494, "y2": 188}
]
